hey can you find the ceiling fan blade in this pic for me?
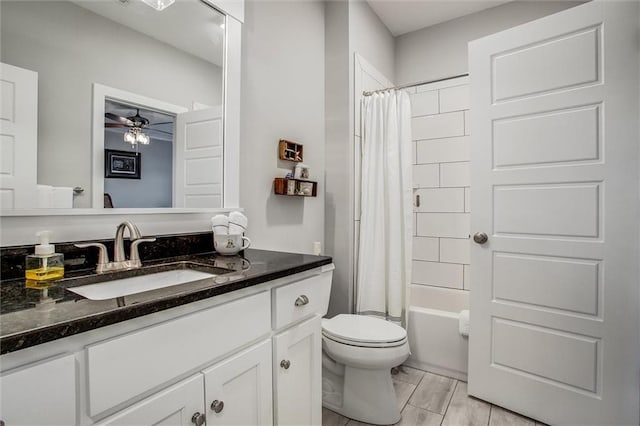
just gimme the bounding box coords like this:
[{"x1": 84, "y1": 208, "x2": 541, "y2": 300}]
[
  {"x1": 104, "y1": 123, "x2": 129, "y2": 128},
  {"x1": 148, "y1": 121, "x2": 174, "y2": 126},
  {"x1": 105, "y1": 112, "x2": 134, "y2": 126}
]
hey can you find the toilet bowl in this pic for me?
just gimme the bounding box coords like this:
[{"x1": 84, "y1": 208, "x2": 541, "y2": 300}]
[{"x1": 321, "y1": 314, "x2": 410, "y2": 425}]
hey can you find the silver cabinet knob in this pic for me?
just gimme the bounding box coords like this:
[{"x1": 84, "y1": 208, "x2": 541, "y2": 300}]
[
  {"x1": 211, "y1": 399, "x2": 224, "y2": 413},
  {"x1": 294, "y1": 295, "x2": 309, "y2": 306},
  {"x1": 473, "y1": 232, "x2": 488, "y2": 244},
  {"x1": 280, "y1": 359, "x2": 291, "y2": 369},
  {"x1": 191, "y1": 412, "x2": 206, "y2": 426}
]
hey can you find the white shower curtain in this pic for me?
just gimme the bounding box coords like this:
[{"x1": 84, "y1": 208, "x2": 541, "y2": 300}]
[{"x1": 356, "y1": 90, "x2": 412, "y2": 327}]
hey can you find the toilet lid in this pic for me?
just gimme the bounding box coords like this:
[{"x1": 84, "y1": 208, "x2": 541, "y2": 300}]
[{"x1": 322, "y1": 314, "x2": 407, "y2": 345}]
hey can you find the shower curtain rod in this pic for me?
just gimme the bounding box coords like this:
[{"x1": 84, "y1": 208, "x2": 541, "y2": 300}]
[{"x1": 362, "y1": 73, "x2": 469, "y2": 96}]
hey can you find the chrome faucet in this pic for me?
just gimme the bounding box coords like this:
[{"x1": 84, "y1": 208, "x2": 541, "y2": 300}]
[{"x1": 75, "y1": 221, "x2": 156, "y2": 274}]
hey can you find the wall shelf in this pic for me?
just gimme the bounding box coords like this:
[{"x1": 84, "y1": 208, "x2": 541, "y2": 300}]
[{"x1": 274, "y1": 178, "x2": 317, "y2": 197}]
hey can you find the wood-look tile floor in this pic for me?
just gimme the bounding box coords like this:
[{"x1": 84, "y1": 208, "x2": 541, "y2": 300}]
[{"x1": 322, "y1": 366, "x2": 547, "y2": 426}]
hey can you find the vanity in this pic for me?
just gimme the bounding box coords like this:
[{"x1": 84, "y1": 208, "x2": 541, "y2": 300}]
[{"x1": 0, "y1": 240, "x2": 333, "y2": 426}]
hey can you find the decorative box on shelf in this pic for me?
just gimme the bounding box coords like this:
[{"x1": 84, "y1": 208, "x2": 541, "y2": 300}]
[{"x1": 274, "y1": 178, "x2": 317, "y2": 197}]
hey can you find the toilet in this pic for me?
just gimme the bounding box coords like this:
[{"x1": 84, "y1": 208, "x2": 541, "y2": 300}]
[{"x1": 321, "y1": 314, "x2": 410, "y2": 425}]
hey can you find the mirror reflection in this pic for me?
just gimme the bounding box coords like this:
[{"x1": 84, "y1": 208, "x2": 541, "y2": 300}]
[{"x1": 0, "y1": 0, "x2": 225, "y2": 209}]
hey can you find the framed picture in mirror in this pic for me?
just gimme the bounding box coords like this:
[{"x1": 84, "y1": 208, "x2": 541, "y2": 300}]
[{"x1": 105, "y1": 149, "x2": 141, "y2": 179}]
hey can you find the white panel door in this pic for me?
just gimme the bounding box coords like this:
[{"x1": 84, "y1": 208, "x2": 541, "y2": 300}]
[
  {"x1": 203, "y1": 339, "x2": 273, "y2": 425},
  {"x1": 96, "y1": 375, "x2": 205, "y2": 426},
  {"x1": 468, "y1": 2, "x2": 639, "y2": 425},
  {"x1": 274, "y1": 316, "x2": 322, "y2": 426},
  {"x1": 174, "y1": 107, "x2": 223, "y2": 208},
  {"x1": 0, "y1": 62, "x2": 38, "y2": 209}
]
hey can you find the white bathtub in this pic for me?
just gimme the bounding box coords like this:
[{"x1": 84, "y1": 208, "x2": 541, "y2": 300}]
[{"x1": 405, "y1": 284, "x2": 469, "y2": 381}]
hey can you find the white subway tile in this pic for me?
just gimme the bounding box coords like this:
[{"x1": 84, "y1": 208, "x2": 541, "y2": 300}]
[
  {"x1": 354, "y1": 136, "x2": 361, "y2": 219},
  {"x1": 412, "y1": 111, "x2": 464, "y2": 140},
  {"x1": 412, "y1": 141, "x2": 417, "y2": 165},
  {"x1": 464, "y1": 111, "x2": 470, "y2": 135},
  {"x1": 440, "y1": 162, "x2": 470, "y2": 187},
  {"x1": 411, "y1": 90, "x2": 439, "y2": 117},
  {"x1": 463, "y1": 265, "x2": 471, "y2": 290},
  {"x1": 413, "y1": 237, "x2": 439, "y2": 261},
  {"x1": 416, "y1": 213, "x2": 470, "y2": 238},
  {"x1": 464, "y1": 188, "x2": 471, "y2": 212},
  {"x1": 416, "y1": 136, "x2": 470, "y2": 164},
  {"x1": 412, "y1": 260, "x2": 464, "y2": 289},
  {"x1": 413, "y1": 164, "x2": 439, "y2": 188},
  {"x1": 439, "y1": 84, "x2": 470, "y2": 113},
  {"x1": 416, "y1": 188, "x2": 464, "y2": 213},
  {"x1": 440, "y1": 238, "x2": 470, "y2": 264},
  {"x1": 416, "y1": 76, "x2": 470, "y2": 93}
]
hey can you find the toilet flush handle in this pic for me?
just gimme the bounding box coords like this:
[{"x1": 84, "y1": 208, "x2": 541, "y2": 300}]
[{"x1": 295, "y1": 295, "x2": 309, "y2": 306}]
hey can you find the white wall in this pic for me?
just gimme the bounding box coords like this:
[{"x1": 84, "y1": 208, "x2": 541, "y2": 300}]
[
  {"x1": 324, "y1": 0, "x2": 395, "y2": 316},
  {"x1": 0, "y1": 1, "x2": 222, "y2": 207},
  {"x1": 348, "y1": 0, "x2": 395, "y2": 85},
  {"x1": 240, "y1": 0, "x2": 325, "y2": 254},
  {"x1": 395, "y1": 1, "x2": 586, "y2": 85}
]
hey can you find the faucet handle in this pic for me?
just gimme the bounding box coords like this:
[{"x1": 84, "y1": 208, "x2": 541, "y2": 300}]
[
  {"x1": 129, "y1": 237, "x2": 156, "y2": 263},
  {"x1": 75, "y1": 243, "x2": 110, "y2": 265}
]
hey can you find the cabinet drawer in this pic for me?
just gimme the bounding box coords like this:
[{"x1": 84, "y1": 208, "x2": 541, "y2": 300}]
[
  {"x1": 87, "y1": 291, "x2": 271, "y2": 417},
  {"x1": 272, "y1": 268, "x2": 333, "y2": 329},
  {"x1": 0, "y1": 354, "x2": 76, "y2": 426}
]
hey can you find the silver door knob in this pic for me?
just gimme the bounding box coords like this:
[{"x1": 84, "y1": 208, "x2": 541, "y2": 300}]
[
  {"x1": 294, "y1": 295, "x2": 309, "y2": 306},
  {"x1": 280, "y1": 359, "x2": 291, "y2": 369},
  {"x1": 473, "y1": 232, "x2": 488, "y2": 244},
  {"x1": 191, "y1": 412, "x2": 206, "y2": 426},
  {"x1": 211, "y1": 399, "x2": 224, "y2": 413}
]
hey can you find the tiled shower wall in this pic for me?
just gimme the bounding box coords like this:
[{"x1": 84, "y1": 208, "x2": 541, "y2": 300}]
[{"x1": 407, "y1": 76, "x2": 471, "y2": 295}]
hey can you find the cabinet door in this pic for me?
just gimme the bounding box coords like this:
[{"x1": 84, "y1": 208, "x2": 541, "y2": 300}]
[
  {"x1": 0, "y1": 354, "x2": 76, "y2": 426},
  {"x1": 273, "y1": 316, "x2": 322, "y2": 426},
  {"x1": 96, "y1": 375, "x2": 204, "y2": 426},
  {"x1": 203, "y1": 339, "x2": 273, "y2": 425}
]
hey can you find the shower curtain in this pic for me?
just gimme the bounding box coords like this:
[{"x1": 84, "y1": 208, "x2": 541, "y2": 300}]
[{"x1": 356, "y1": 90, "x2": 412, "y2": 327}]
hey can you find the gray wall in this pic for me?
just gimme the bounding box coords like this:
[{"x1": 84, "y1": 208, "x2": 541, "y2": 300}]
[
  {"x1": 104, "y1": 133, "x2": 173, "y2": 208},
  {"x1": 0, "y1": 1, "x2": 222, "y2": 207},
  {"x1": 395, "y1": 1, "x2": 586, "y2": 85},
  {"x1": 239, "y1": 0, "x2": 326, "y2": 253},
  {"x1": 324, "y1": 0, "x2": 396, "y2": 317}
]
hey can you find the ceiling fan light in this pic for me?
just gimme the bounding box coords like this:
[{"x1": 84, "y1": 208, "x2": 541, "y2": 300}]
[
  {"x1": 137, "y1": 132, "x2": 150, "y2": 145},
  {"x1": 140, "y1": 0, "x2": 174, "y2": 11},
  {"x1": 124, "y1": 130, "x2": 137, "y2": 144}
]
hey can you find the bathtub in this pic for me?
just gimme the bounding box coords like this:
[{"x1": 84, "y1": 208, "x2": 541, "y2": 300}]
[{"x1": 405, "y1": 284, "x2": 469, "y2": 381}]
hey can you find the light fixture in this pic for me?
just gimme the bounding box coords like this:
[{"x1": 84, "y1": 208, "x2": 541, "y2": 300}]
[
  {"x1": 140, "y1": 0, "x2": 174, "y2": 11},
  {"x1": 124, "y1": 128, "x2": 150, "y2": 146}
]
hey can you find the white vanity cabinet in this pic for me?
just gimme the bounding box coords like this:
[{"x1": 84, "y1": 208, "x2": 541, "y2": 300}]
[
  {"x1": 0, "y1": 354, "x2": 76, "y2": 426},
  {"x1": 95, "y1": 375, "x2": 205, "y2": 426},
  {"x1": 98, "y1": 340, "x2": 273, "y2": 426},
  {"x1": 273, "y1": 316, "x2": 322, "y2": 425},
  {"x1": 0, "y1": 263, "x2": 334, "y2": 426}
]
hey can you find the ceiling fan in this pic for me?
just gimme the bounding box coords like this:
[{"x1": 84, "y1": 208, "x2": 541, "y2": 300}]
[{"x1": 105, "y1": 109, "x2": 173, "y2": 145}]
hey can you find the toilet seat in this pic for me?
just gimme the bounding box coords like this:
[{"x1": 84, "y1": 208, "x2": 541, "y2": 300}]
[{"x1": 322, "y1": 314, "x2": 407, "y2": 348}]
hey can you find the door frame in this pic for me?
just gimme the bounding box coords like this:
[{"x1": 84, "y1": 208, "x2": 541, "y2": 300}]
[{"x1": 91, "y1": 84, "x2": 187, "y2": 208}]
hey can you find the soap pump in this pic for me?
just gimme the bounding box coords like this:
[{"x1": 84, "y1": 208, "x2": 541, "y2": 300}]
[{"x1": 25, "y1": 231, "x2": 64, "y2": 281}]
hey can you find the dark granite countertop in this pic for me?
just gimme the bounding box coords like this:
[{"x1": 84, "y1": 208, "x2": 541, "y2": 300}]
[{"x1": 0, "y1": 249, "x2": 332, "y2": 354}]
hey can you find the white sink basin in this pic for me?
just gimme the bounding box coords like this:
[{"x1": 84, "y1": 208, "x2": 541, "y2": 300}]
[{"x1": 67, "y1": 269, "x2": 215, "y2": 301}]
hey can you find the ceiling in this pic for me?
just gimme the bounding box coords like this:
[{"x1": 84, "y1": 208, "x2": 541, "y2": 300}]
[
  {"x1": 72, "y1": 0, "x2": 224, "y2": 67},
  {"x1": 366, "y1": 0, "x2": 514, "y2": 36}
]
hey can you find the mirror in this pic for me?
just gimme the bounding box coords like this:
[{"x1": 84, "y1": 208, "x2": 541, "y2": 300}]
[{"x1": 0, "y1": 0, "x2": 225, "y2": 209}]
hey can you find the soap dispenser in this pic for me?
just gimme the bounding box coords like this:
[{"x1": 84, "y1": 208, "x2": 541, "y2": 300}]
[{"x1": 25, "y1": 231, "x2": 64, "y2": 281}]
